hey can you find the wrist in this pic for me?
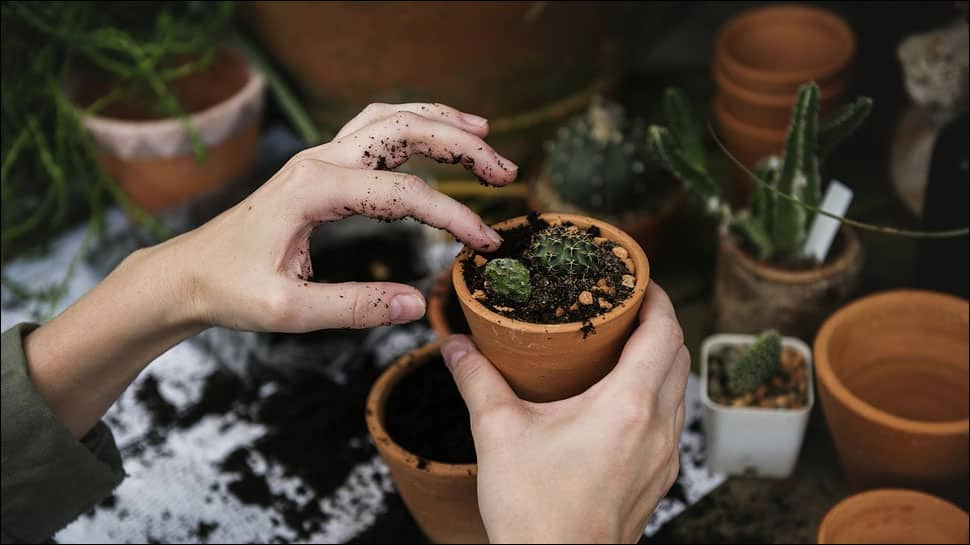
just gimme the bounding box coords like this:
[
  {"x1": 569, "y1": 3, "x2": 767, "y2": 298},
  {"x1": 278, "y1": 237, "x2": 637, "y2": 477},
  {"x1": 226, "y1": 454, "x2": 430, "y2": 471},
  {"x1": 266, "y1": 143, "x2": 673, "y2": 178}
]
[{"x1": 121, "y1": 239, "x2": 209, "y2": 335}]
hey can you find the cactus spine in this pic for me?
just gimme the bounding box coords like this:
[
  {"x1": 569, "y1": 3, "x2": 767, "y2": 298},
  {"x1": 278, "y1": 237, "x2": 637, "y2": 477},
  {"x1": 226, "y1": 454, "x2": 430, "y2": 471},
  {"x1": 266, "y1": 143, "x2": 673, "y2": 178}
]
[
  {"x1": 528, "y1": 225, "x2": 598, "y2": 276},
  {"x1": 727, "y1": 330, "x2": 782, "y2": 396},
  {"x1": 484, "y1": 258, "x2": 531, "y2": 304}
]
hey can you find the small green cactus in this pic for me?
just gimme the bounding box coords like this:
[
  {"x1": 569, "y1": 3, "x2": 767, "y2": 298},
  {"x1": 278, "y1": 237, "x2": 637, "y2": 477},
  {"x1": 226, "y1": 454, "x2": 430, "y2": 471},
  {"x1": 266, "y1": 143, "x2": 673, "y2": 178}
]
[
  {"x1": 544, "y1": 97, "x2": 668, "y2": 215},
  {"x1": 727, "y1": 330, "x2": 782, "y2": 396},
  {"x1": 484, "y1": 258, "x2": 531, "y2": 304},
  {"x1": 528, "y1": 225, "x2": 598, "y2": 276},
  {"x1": 648, "y1": 84, "x2": 873, "y2": 263}
]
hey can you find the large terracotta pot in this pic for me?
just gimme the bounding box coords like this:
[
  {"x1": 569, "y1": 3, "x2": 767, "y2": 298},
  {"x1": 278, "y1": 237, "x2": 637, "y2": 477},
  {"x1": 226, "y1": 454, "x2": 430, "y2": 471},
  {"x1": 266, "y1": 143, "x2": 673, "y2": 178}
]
[
  {"x1": 365, "y1": 340, "x2": 486, "y2": 544},
  {"x1": 453, "y1": 213, "x2": 649, "y2": 402},
  {"x1": 713, "y1": 226, "x2": 863, "y2": 339},
  {"x1": 814, "y1": 290, "x2": 969, "y2": 496},
  {"x1": 427, "y1": 268, "x2": 471, "y2": 340},
  {"x1": 75, "y1": 49, "x2": 266, "y2": 214},
  {"x1": 714, "y1": 5, "x2": 855, "y2": 96},
  {"x1": 243, "y1": 2, "x2": 633, "y2": 170},
  {"x1": 817, "y1": 489, "x2": 969, "y2": 544},
  {"x1": 527, "y1": 172, "x2": 686, "y2": 256}
]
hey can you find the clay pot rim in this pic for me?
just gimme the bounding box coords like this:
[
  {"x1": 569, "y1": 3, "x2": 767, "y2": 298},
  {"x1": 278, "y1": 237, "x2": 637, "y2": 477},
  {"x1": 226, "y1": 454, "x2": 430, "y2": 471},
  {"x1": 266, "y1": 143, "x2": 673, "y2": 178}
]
[
  {"x1": 713, "y1": 64, "x2": 847, "y2": 109},
  {"x1": 721, "y1": 226, "x2": 862, "y2": 284},
  {"x1": 526, "y1": 171, "x2": 688, "y2": 232},
  {"x1": 817, "y1": 488, "x2": 970, "y2": 544},
  {"x1": 714, "y1": 97, "x2": 788, "y2": 143},
  {"x1": 77, "y1": 48, "x2": 265, "y2": 132},
  {"x1": 715, "y1": 5, "x2": 855, "y2": 88},
  {"x1": 700, "y1": 333, "x2": 815, "y2": 416},
  {"x1": 452, "y1": 213, "x2": 650, "y2": 334},
  {"x1": 427, "y1": 268, "x2": 456, "y2": 339},
  {"x1": 814, "y1": 289, "x2": 970, "y2": 435},
  {"x1": 365, "y1": 340, "x2": 478, "y2": 475}
]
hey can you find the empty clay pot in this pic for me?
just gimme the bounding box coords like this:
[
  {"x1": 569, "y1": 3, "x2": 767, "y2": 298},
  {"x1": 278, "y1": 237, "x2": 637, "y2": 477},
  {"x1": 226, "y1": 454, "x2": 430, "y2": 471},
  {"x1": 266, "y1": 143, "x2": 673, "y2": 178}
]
[
  {"x1": 713, "y1": 97, "x2": 787, "y2": 201},
  {"x1": 365, "y1": 340, "x2": 486, "y2": 544},
  {"x1": 75, "y1": 49, "x2": 265, "y2": 214},
  {"x1": 814, "y1": 290, "x2": 969, "y2": 495},
  {"x1": 453, "y1": 213, "x2": 649, "y2": 402},
  {"x1": 713, "y1": 226, "x2": 863, "y2": 339},
  {"x1": 817, "y1": 489, "x2": 969, "y2": 544},
  {"x1": 714, "y1": 5, "x2": 855, "y2": 95}
]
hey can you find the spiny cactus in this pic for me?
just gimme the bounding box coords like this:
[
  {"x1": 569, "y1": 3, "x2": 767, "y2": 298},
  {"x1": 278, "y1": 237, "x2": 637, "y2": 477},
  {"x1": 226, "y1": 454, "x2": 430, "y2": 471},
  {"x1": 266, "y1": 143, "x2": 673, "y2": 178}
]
[
  {"x1": 528, "y1": 225, "x2": 598, "y2": 276},
  {"x1": 545, "y1": 97, "x2": 667, "y2": 215},
  {"x1": 484, "y1": 258, "x2": 531, "y2": 304},
  {"x1": 727, "y1": 330, "x2": 782, "y2": 396},
  {"x1": 648, "y1": 84, "x2": 873, "y2": 263}
]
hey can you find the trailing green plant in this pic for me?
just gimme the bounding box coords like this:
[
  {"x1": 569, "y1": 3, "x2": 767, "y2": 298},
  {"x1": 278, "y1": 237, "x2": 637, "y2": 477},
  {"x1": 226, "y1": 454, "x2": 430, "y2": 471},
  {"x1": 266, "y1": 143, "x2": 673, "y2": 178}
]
[
  {"x1": 727, "y1": 330, "x2": 782, "y2": 396},
  {"x1": 483, "y1": 258, "x2": 532, "y2": 305},
  {"x1": 528, "y1": 225, "x2": 598, "y2": 276},
  {"x1": 1, "y1": 1, "x2": 235, "y2": 313},
  {"x1": 544, "y1": 96, "x2": 673, "y2": 216},
  {"x1": 648, "y1": 83, "x2": 873, "y2": 264}
]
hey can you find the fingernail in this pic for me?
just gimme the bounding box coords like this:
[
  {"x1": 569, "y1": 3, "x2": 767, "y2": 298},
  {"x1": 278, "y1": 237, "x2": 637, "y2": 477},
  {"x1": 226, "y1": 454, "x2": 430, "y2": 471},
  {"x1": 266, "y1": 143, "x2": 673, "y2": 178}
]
[
  {"x1": 461, "y1": 113, "x2": 488, "y2": 127},
  {"x1": 390, "y1": 294, "x2": 425, "y2": 323},
  {"x1": 484, "y1": 226, "x2": 503, "y2": 249},
  {"x1": 441, "y1": 336, "x2": 471, "y2": 368}
]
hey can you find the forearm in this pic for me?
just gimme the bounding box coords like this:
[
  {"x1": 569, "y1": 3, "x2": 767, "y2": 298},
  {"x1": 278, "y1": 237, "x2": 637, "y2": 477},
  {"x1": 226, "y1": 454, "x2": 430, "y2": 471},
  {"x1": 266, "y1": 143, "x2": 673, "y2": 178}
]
[{"x1": 23, "y1": 240, "x2": 206, "y2": 438}]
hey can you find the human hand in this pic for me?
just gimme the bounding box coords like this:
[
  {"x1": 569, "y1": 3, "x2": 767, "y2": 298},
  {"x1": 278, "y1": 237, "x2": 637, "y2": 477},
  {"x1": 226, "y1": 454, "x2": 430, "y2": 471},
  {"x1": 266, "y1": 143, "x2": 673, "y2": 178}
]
[
  {"x1": 441, "y1": 282, "x2": 689, "y2": 544},
  {"x1": 151, "y1": 102, "x2": 518, "y2": 332}
]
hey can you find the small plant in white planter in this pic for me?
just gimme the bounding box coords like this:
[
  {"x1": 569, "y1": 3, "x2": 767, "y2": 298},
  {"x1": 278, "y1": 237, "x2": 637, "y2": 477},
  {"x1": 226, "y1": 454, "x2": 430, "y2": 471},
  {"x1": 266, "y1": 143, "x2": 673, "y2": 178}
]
[{"x1": 700, "y1": 330, "x2": 814, "y2": 478}]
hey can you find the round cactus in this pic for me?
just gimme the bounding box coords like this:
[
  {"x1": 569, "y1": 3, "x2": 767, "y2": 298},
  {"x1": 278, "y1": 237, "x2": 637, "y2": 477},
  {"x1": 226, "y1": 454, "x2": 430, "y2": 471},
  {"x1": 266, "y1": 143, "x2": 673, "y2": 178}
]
[
  {"x1": 544, "y1": 96, "x2": 664, "y2": 215},
  {"x1": 484, "y1": 258, "x2": 532, "y2": 304},
  {"x1": 528, "y1": 226, "x2": 598, "y2": 276}
]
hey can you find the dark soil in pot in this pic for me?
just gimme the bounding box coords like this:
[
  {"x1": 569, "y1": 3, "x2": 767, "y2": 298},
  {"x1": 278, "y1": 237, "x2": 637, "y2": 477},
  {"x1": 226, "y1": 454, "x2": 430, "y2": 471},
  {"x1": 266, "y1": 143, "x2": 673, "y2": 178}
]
[
  {"x1": 385, "y1": 355, "x2": 476, "y2": 465},
  {"x1": 707, "y1": 344, "x2": 809, "y2": 409},
  {"x1": 461, "y1": 212, "x2": 635, "y2": 324}
]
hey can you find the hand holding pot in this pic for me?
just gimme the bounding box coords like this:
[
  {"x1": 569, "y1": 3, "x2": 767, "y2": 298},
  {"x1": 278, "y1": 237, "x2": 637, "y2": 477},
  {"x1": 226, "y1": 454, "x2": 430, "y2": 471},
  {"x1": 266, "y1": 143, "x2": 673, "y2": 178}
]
[{"x1": 441, "y1": 283, "x2": 689, "y2": 544}]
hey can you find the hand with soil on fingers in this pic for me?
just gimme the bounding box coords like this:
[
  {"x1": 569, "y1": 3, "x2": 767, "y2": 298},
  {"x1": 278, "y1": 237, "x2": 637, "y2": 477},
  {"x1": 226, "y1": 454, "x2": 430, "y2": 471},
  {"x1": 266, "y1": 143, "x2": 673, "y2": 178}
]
[
  {"x1": 21, "y1": 102, "x2": 518, "y2": 440},
  {"x1": 441, "y1": 282, "x2": 690, "y2": 544}
]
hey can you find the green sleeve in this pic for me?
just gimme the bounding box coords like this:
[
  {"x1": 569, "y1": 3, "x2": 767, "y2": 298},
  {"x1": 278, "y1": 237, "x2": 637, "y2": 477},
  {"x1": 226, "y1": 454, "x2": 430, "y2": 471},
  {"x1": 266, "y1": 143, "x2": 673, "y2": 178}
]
[{"x1": 1, "y1": 323, "x2": 126, "y2": 544}]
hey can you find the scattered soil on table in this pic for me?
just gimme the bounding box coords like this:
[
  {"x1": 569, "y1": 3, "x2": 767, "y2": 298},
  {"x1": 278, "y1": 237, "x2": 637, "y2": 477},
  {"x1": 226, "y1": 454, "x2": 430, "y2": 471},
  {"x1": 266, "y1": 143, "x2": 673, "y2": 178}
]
[
  {"x1": 461, "y1": 212, "x2": 635, "y2": 324},
  {"x1": 385, "y1": 356, "x2": 476, "y2": 464},
  {"x1": 707, "y1": 344, "x2": 809, "y2": 409}
]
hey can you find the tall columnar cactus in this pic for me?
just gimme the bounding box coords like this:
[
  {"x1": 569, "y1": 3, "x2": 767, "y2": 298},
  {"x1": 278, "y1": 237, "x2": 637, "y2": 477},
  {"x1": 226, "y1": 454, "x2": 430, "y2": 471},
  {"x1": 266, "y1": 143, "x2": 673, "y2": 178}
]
[
  {"x1": 528, "y1": 225, "x2": 598, "y2": 276},
  {"x1": 727, "y1": 330, "x2": 782, "y2": 396},
  {"x1": 484, "y1": 258, "x2": 532, "y2": 304},
  {"x1": 544, "y1": 97, "x2": 664, "y2": 215},
  {"x1": 648, "y1": 84, "x2": 873, "y2": 263}
]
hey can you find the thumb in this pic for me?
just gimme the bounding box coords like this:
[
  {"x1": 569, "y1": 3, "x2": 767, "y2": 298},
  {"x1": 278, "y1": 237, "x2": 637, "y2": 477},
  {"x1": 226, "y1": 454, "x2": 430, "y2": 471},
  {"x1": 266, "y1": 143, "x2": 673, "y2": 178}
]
[{"x1": 440, "y1": 335, "x2": 519, "y2": 416}]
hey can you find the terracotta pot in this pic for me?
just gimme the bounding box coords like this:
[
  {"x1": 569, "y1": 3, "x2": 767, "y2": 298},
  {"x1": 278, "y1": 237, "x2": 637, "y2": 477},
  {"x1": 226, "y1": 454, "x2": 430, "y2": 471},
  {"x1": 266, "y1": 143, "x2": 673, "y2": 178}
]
[
  {"x1": 714, "y1": 5, "x2": 855, "y2": 96},
  {"x1": 814, "y1": 290, "x2": 969, "y2": 495},
  {"x1": 453, "y1": 213, "x2": 650, "y2": 402},
  {"x1": 365, "y1": 340, "x2": 486, "y2": 544},
  {"x1": 427, "y1": 268, "x2": 471, "y2": 339},
  {"x1": 713, "y1": 64, "x2": 846, "y2": 132},
  {"x1": 713, "y1": 226, "x2": 863, "y2": 339},
  {"x1": 817, "y1": 489, "x2": 969, "y2": 544},
  {"x1": 75, "y1": 49, "x2": 266, "y2": 214},
  {"x1": 527, "y1": 172, "x2": 686, "y2": 256},
  {"x1": 243, "y1": 2, "x2": 629, "y2": 171}
]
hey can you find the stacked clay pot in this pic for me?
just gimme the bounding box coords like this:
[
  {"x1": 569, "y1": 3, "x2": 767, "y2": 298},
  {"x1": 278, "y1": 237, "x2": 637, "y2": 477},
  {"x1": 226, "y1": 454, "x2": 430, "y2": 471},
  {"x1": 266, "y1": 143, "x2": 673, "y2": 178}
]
[{"x1": 713, "y1": 5, "x2": 855, "y2": 201}]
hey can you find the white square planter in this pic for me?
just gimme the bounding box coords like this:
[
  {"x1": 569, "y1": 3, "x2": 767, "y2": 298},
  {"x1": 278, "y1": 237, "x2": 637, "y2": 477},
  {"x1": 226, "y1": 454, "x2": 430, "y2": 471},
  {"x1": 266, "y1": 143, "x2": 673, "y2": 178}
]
[{"x1": 700, "y1": 333, "x2": 814, "y2": 478}]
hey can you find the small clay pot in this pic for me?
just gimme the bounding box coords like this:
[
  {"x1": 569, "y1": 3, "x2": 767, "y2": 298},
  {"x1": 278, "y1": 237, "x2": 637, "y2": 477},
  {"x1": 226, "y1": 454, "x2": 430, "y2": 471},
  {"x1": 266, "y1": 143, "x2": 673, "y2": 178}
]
[
  {"x1": 453, "y1": 213, "x2": 650, "y2": 402},
  {"x1": 817, "y1": 489, "x2": 969, "y2": 544},
  {"x1": 75, "y1": 49, "x2": 266, "y2": 214},
  {"x1": 814, "y1": 290, "x2": 969, "y2": 495},
  {"x1": 526, "y1": 172, "x2": 687, "y2": 256},
  {"x1": 365, "y1": 341, "x2": 486, "y2": 544},
  {"x1": 712, "y1": 226, "x2": 863, "y2": 339},
  {"x1": 714, "y1": 5, "x2": 855, "y2": 95},
  {"x1": 427, "y1": 268, "x2": 471, "y2": 339}
]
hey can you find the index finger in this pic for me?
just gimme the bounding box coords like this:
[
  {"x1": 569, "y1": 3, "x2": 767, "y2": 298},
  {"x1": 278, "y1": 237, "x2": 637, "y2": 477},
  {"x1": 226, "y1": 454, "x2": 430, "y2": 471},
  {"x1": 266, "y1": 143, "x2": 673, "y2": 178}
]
[{"x1": 603, "y1": 281, "x2": 685, "y2": 396}]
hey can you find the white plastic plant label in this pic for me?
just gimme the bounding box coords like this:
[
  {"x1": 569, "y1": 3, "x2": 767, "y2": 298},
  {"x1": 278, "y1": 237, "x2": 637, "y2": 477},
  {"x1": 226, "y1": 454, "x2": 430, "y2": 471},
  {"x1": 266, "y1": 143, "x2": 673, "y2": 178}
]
[{"x1": 802, "y1": 180, "x2": 854, "y2": 263}]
